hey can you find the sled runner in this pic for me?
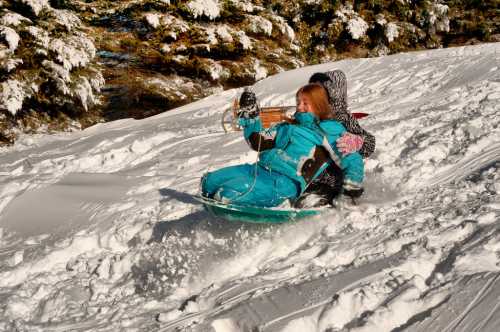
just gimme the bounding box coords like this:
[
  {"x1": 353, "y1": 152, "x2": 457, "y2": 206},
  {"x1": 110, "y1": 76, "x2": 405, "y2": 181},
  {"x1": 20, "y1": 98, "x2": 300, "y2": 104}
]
[
  {"x1": 221, "y1": 99, "x2": 369, "y2": 133},
  {"x1": 195, "y1": 196, "x2": 324, "y2": 224}
]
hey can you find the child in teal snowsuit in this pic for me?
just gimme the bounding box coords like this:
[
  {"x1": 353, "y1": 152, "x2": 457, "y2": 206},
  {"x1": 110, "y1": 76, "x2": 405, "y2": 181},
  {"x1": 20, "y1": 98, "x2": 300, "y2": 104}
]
[{"x1": 201, "y1": 84, "x2": 364, "y2": 207}]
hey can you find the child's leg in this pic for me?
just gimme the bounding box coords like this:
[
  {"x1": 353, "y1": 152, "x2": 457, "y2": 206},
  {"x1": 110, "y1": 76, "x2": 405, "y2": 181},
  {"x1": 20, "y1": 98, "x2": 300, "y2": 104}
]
[
  {"x1": 218, "y1": 168, "x2": 299, "y2": 207},
  {"x1": 340, "y1": 152, "x2": 364, "y2": 197},
  {"x1": 340, "y1": 152, "x2": 364, "y2": 184},
  {"x1": 201, "y1": 164, "x2": 253, "y2": 198}
]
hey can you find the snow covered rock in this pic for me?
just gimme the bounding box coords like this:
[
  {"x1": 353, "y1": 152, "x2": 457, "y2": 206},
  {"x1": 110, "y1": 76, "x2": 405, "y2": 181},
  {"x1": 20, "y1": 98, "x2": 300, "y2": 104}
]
[{"x1": 186, "y1": 0, "x2": 221, "y2": 20}]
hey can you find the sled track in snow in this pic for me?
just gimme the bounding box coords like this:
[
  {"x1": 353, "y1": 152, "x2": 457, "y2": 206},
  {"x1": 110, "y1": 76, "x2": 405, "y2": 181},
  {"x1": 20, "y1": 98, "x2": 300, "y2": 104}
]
[
  {"x1": 160, "y1": 251, "x2": 407, "y2": 331},
  {"x1": 426, "y1": 141, "x2": 500, "y2": 188},
  {"x1": 406, "y1": 272, "x2": 500, "y2": 332},
  {"x1": 442, "y1": 273, "x2": 500, "y2": 332}
]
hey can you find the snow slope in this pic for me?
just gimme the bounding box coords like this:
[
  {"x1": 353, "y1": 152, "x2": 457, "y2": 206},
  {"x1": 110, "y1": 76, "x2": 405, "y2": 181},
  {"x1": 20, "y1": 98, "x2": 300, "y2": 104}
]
[{"x1": 0, "y1": 43, "x2": 499, "y2": 331}]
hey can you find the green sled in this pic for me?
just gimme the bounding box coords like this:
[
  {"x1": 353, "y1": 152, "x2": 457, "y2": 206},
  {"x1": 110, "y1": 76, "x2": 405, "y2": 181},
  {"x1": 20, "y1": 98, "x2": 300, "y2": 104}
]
[{"x1": 195, "y1": 196, "x2": 323, "y2": 224}]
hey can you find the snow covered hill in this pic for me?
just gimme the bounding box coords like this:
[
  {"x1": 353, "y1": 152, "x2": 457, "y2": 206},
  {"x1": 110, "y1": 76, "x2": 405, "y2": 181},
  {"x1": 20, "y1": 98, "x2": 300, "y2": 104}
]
[{"x1": 0, "y1": 43, "x2": 499, "y2": 331}]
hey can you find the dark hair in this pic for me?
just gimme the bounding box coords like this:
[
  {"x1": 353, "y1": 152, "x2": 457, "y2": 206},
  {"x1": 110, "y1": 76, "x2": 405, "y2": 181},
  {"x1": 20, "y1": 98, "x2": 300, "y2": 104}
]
[
  {"x1": 309, "y1": 72, "x2": 330, "y2": 84},
  {"x1": 296, "y1": 83, "x2": 333, "y2": 120}
]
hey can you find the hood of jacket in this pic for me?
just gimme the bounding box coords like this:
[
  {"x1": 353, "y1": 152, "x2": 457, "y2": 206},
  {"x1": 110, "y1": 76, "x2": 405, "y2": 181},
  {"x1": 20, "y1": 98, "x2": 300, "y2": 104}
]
[{"x1": 321, "y1": 70, "x2": 349, "y2": 119}]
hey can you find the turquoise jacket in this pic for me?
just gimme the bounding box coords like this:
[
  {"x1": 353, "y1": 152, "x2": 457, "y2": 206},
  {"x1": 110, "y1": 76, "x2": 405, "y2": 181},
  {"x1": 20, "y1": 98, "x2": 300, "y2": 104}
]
[{"x1": 240, "y1": 112, "x2": 364, "y2": 193}]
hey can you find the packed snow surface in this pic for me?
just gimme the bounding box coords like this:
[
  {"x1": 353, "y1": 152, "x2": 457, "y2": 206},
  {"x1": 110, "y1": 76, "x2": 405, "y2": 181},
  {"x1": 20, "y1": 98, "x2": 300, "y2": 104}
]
[{"x1": 0, "y1": 43, "x2": 499, "y2": 331}]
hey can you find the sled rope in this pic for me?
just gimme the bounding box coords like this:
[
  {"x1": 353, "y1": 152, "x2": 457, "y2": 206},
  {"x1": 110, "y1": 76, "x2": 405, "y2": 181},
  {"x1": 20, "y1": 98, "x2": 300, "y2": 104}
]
[{"x1": 226, "y1": 131, "x2": 263, "y2": 204}]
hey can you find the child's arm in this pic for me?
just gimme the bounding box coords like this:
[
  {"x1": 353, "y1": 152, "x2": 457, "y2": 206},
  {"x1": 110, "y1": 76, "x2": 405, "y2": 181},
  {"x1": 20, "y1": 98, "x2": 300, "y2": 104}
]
[
  {"x1": 340, "y1": 152, "x2": 364, "y2": 187},
  {"x1": 239, "y1": 117, "x2": 276, "y2": 152},
  {"x1": 319, "y1": 121, "x2": 364, "y2": 187},
  {"x1": 336, "y1": 112, "x2": 375, "y2": 158}
]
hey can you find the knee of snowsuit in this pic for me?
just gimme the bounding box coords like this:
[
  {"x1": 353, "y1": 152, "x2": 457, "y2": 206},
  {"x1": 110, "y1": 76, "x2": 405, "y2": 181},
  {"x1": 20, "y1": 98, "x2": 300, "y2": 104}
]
[{"x1": 201, "y1": 164, "x2": 300, "y2": 207}]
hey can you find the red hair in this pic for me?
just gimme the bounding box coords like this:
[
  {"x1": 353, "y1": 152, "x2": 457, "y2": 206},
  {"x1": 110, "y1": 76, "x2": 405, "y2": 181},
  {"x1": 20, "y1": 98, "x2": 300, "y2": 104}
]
[{"x1": 296, "y1": 83, "x2": 333, "y2": 120}]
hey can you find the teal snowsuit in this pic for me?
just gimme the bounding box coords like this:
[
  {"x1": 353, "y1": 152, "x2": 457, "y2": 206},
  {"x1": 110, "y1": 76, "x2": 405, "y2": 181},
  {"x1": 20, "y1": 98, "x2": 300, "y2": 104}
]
[{"x1": 201, "y1": 112, "x2": 364, "y2": 207}]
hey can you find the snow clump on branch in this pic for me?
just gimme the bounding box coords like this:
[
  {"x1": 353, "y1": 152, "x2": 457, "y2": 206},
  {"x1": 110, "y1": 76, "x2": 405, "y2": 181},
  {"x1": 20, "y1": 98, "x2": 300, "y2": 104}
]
[
  {"x1": 246, "y1": 15, "x2": 273, "y2": 36},
  {"x1": 386, "y1": 23, "x2": 399, "y2": 43},
  {"x1": 347, "y1": 17, "x2": 368, "y2": 40},
  {"x1": 335, "y1": 4, "x2": 368, "y2": 40},
  {"x1": 18, "y1": 0, "x2": 50, "y2": 16},
  {"x1": 0, "y1": 26, "x2": 19, "y2": 51},
  {"x1": 0, "y1": 0, "x2": 103, "y2": 141},
  {"x1": 186, "y1": 0, "x2": 221, "y2": 20}
]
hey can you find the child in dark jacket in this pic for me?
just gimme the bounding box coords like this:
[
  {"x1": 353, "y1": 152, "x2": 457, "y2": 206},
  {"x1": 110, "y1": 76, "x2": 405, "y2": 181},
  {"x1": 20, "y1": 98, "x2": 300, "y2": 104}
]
[{"x1": 301, "y1": 70, "x2": 375, "y2": 205}]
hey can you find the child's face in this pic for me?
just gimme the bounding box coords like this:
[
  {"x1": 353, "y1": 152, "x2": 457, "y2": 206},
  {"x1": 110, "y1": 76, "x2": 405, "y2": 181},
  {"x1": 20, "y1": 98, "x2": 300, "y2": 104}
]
[{"x1": 297, "y1": 94, "x2": 315, "y2": 114}]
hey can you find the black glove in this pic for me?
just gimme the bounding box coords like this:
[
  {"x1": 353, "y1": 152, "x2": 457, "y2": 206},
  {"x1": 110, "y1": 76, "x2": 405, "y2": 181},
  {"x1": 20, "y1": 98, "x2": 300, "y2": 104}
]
[{"x1": 237, "y1": 88, "x2": 260, "y2": 119}]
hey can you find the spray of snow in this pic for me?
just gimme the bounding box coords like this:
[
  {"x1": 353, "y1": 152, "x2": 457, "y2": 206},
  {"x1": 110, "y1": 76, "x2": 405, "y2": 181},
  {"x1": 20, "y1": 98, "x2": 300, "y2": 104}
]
[
  {"x1": 1, "y1": 58, "x2": 23, "y2": 72},
  {"x1": 204, "y1": 26, "x2": 218, "y2": 45},
  {"x1": 426, "y1": 3, "x2": 450, "y2": 33},
  {"x1": 253, "y1": 60, "x2": 267, "y2": 81},
  {"x1": 74, "y1": 77, "x2": 97, "y2": 111},
  {"x1": 26, "y1": 25, "x2": 50, "y2": 48},
  {"x1": 273, "y1": 16, "x2": 295, "y2": 41},
  {"x1": 50, "y1": 8, "x2": 81, "y2": 32},
  {"x1": 206, "y1": 59, "x2": 226, "y2": 81},
  {"x1": 230, "y1": 0, "x2": 261, "y2": 13}
]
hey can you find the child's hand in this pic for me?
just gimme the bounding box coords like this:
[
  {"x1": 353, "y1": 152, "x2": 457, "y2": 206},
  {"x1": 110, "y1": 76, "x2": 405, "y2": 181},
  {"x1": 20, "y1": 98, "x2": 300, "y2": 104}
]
[
  {"x1": 237, "y1": 105, "x2": 259, "y2": 119},
  {"x1": 237, "y1": 89, "x2": 259, "y2": 119},
  {"x1": 337, "y1": 133, "x2": 363, "y2": 155}
]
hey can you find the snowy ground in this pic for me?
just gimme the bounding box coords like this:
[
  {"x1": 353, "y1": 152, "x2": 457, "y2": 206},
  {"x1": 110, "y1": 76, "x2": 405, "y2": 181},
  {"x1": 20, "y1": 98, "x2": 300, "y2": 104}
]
[{"x1": 0, "y1": 43, "x2": 499, "y2": 331}]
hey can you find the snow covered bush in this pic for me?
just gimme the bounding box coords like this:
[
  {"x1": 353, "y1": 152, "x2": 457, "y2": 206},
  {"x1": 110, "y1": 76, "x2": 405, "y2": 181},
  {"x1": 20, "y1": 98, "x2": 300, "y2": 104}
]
[
  {"x1": 335, "y1": 4, "x2": 369, "y2": 41},
  {"x1": 347, "y1": 16, "x2": 369, "y2": 40},
  {"x1": 245, "y1": 14, "x2": 273, "y2": 36},
  {"x1": 186, "y1": 0, "x2": 221, "y2": 20},
  {"x1": 0, "y1": 0, "x2": 103, "y2": 143},
  {"x1": 385, "y1": 22, "x2": 399, "y2": 43},
  {"x1": 0, "y1": 0, "x2": 493, "y2": 143}
]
